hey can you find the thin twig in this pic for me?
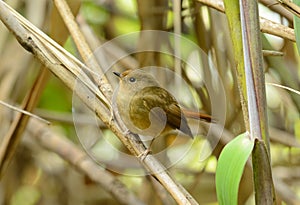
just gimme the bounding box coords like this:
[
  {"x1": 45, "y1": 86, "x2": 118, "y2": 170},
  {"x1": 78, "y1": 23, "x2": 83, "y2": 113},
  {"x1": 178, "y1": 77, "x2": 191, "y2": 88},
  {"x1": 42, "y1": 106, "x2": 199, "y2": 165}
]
[
  {"x1": 277, "y1": 0, "x2": 300, "y2": 18},
  {"x1": 0, "y1": 100, "x2": 50, "y2": 124},
  {"x1": 262, "y1": 50, "x2": 284, "y2": 56},
  {"x1": 266, "y1": 83, "x2": 300, "y2": 95}
]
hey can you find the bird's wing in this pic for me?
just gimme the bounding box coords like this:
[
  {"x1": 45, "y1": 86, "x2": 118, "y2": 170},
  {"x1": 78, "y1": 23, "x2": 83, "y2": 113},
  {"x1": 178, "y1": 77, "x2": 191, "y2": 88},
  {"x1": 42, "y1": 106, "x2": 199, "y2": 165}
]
[
  {"x1": 167, "y1": 103, "x2": 193, "y2": 138},
  {"x1": 130, "y1": 86, "x2": 193, "y2": 138}
]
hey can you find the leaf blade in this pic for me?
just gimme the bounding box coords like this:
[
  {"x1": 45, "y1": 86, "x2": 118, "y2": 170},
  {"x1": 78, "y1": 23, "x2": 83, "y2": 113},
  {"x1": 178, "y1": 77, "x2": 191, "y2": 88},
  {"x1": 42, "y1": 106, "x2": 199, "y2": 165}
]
[{"x1": 216, "y1": 132, "x2": 254, "y2": 205}]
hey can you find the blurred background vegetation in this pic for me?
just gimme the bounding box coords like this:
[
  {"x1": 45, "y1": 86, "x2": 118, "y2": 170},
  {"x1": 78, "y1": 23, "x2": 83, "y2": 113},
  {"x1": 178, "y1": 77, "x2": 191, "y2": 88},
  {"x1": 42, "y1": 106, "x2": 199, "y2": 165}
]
[{"x1": 0, "y1": 0, "x2": 299, "y2": 204}]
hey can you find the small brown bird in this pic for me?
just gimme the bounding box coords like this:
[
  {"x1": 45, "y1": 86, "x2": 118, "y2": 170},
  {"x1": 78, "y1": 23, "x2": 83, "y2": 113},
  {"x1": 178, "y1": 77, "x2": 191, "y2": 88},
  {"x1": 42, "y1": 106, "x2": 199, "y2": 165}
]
[{"x1": 113, "y1": 69, "x2": 202, "y2": 141}]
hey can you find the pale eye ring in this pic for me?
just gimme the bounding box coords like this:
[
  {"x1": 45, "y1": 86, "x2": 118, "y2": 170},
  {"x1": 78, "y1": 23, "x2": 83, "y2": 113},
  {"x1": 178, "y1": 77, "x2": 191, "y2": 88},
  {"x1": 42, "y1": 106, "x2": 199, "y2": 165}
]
[{"x1": 129, "y1": 77, "x2": 136, "y2": 83}]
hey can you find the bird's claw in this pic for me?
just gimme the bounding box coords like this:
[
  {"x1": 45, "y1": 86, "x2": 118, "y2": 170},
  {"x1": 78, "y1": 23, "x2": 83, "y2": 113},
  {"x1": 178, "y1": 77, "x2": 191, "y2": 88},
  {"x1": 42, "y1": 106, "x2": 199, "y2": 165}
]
[{"x1": 137, "y1": 149, "x2": 152, "y2": 161}]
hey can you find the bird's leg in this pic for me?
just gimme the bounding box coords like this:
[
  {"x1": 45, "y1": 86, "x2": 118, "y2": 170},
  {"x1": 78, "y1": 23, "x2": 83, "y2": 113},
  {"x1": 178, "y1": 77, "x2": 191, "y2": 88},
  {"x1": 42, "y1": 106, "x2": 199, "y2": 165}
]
[
  {"x1": 137, "y1": 149, "x2": 151, "y2": 161},
  {"x1": 123, "y1": 128, "x2": 132, "y2": 136},
  {"x1": 137, "y1": 138, "x2": 155, "y2": 161}
]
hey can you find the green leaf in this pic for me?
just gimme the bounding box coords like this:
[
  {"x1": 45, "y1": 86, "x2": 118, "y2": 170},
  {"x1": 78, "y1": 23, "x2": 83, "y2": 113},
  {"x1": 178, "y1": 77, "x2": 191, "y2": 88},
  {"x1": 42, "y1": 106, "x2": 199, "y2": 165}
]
[
  {"x1": 294, "y1": 0, "x2": 300, "y2": 54},
  {"x1": 216, "y1": 132, "x2": 254, "y2": 205}
]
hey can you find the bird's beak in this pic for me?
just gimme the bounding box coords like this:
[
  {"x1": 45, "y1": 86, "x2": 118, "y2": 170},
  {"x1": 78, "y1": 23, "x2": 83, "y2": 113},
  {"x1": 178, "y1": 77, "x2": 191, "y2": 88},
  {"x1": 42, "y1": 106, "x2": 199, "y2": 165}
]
[{"x1": 113, "y1": 71, "x2": 121, "y2": 78}]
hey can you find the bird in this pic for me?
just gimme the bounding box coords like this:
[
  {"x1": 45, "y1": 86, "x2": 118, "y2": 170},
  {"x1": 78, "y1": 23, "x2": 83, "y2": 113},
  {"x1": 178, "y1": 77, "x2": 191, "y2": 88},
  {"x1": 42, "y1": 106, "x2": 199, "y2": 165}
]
[{"x1": 113, "y1": 69, "x2": 194, "y2": 142}]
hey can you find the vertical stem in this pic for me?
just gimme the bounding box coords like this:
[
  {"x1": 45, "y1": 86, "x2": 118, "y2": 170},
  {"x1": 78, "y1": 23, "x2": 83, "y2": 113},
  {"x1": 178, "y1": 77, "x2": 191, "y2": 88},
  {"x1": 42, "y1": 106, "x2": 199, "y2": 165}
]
[
  {"x1": 239, "y1": 0, "x2": 275, "y2": 204},
  {"x1": 173, "y1": 0, "x2": 182, "y2": 86},
  {"x1": 239, "y1": 0, "x2": 268, "y2": 144},
  {"x1": 224, "y1": 0, "x2": 249, "y2": 131}
]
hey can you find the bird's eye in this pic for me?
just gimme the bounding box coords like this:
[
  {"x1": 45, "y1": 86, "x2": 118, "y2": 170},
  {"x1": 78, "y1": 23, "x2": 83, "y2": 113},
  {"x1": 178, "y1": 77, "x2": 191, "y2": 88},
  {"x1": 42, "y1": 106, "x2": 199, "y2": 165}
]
[{"x1": 129, "y1": 77, "x2": 136, "y2": 83}]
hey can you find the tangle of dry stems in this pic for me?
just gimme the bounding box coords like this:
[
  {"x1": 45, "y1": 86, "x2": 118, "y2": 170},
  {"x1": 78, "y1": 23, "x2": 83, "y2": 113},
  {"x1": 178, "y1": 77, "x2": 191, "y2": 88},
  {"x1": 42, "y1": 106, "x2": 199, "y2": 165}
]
[{"x1": 0, "y1": 1, "x2": 198, "y2": 205}]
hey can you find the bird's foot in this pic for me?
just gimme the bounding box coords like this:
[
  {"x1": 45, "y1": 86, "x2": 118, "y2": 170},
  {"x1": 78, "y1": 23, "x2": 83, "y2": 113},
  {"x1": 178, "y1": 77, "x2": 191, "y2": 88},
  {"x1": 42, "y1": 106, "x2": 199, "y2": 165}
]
[
  {"x1": 123, "y1": 128, "x2": 132, "y2": 136},
  {"x1": 137, "y1": 148, "x2": 152, "y2": 161}
]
